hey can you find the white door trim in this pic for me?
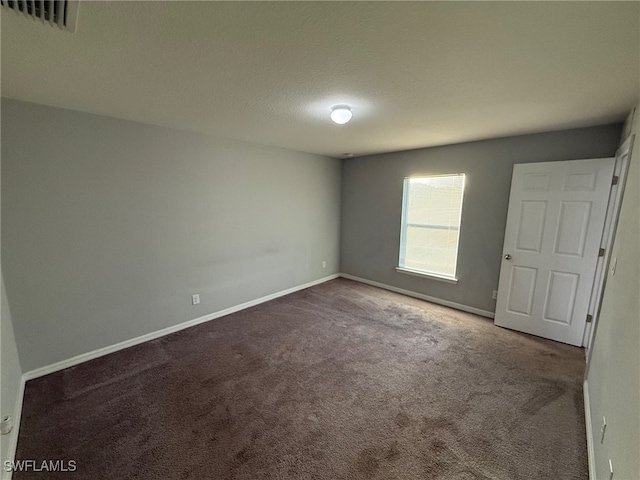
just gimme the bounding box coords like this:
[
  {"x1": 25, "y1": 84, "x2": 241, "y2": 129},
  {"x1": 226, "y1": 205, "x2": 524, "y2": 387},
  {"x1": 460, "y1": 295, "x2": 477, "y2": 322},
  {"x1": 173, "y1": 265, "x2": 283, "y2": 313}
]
[{"x1": 584, "y1": 134, "x2": 635, "y2": 364}]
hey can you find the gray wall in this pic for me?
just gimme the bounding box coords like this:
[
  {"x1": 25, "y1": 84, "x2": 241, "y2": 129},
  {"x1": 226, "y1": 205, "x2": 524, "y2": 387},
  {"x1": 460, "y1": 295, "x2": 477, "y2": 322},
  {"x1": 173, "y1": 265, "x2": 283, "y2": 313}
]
[
  {"x1": 1, "y1": 276, "x2": 22, "y2": 468},
  {"x1": 586, "y1": 108, "x2": 639, "y2": 479},
  {"x1": 1, "y1": 99, "x2": 341, "y2": 372},
  {"x1": 340, "y1": 124, "x2": 622, "y2": 313},
  {"x1": 1, "y1": 138, "x2": 23, "y2": 470}
]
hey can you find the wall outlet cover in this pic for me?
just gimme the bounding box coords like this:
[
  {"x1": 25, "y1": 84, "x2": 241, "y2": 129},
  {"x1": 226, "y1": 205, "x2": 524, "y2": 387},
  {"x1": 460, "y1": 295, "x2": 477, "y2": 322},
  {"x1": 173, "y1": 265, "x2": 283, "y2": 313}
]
[{"x1": 0, "y1": 416, "x2": 13, "y2": 436}]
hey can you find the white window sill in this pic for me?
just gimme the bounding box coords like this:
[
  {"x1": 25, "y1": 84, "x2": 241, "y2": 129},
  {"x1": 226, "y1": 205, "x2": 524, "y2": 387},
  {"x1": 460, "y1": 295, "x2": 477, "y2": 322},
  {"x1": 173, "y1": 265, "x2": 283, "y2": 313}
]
[{"x1": 395, "y1": 266, "x2": 459, "y2": 284}]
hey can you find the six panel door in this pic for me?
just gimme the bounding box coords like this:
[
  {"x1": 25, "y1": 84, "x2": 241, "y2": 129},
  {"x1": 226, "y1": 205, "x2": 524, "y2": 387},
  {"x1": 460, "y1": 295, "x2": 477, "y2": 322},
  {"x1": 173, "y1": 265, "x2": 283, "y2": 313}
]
[{"x1": 494, "y1": 158, "x2": 615, "y2": 346}]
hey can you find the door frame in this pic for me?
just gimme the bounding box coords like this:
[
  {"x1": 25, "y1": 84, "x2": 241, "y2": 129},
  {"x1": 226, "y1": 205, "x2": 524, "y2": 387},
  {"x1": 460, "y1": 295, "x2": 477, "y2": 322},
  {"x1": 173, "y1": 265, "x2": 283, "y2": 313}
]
[{"x1": 583, "y1": 133, "x2": 635, "y2": 368}]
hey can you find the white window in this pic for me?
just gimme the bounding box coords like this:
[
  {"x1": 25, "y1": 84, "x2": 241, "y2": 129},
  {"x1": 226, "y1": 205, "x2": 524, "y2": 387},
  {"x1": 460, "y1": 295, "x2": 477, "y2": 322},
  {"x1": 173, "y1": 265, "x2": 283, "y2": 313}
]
[{"x1": 398, "y1": 174, "x2": 465, "y2": 282}]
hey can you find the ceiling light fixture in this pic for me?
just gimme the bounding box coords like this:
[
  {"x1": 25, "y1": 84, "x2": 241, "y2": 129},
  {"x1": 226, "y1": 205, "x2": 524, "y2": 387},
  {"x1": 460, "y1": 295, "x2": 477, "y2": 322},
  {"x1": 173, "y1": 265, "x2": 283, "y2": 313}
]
[{"x1": 330, "y1": 105, "x2": 352, "y2": 125}]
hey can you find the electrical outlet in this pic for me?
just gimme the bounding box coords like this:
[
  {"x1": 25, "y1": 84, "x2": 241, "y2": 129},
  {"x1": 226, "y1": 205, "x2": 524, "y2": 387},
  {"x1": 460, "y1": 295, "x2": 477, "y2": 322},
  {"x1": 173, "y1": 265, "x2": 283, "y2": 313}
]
[
  {"x1": 191, "y1": 294, "x2": 200, "y2": 305},
  {"x1": 601, "y1": 416, "x2": 607, "y2": 443},
  {"x1": 492, "y1": 290, "x2": 498, "y2": 300},
  {"x1": 322, "y1": 261, "x2": 326, "y2": 269},
  {"x1": 1, "y1": 416, "x2": 13, "y2": 436}
]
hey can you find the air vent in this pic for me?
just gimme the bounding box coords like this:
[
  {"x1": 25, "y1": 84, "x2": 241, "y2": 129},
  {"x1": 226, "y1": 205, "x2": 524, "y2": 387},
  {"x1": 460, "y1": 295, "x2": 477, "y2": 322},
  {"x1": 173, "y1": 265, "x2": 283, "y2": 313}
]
[{"x1": 1, "y1": 0, "x2": 79, "y2": 32}]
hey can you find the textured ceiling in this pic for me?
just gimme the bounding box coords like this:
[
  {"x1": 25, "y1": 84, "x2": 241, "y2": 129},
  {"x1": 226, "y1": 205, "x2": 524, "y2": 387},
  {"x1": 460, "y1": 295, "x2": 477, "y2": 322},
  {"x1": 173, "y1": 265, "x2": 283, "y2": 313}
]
[{"x1": 2, "y1": 1, "x2": 639, "y2": 158}]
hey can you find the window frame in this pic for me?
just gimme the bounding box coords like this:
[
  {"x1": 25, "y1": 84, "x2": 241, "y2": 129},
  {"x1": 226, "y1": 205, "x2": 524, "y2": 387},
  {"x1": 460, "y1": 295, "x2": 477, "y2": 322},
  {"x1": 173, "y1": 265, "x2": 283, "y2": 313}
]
[{"x1": 397, "y1": 173, "x2": 466, "y2": 284}]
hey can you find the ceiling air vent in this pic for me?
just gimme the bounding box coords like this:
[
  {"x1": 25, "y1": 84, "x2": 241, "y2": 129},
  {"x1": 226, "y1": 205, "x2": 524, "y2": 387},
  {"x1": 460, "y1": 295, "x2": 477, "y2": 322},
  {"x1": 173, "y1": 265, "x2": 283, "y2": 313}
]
[{"x1": 1, "y1": 0, "x2": 80, "y2": 32}]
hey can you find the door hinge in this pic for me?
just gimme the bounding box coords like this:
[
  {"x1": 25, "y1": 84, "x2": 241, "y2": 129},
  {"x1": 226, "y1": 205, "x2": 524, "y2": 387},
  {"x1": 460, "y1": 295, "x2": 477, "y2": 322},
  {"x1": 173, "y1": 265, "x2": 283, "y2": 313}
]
[
  {"x1": 612, "y1": 175, "x2": 619, "y2": 185},
  {"x1": 586, "y1": 314, "x2": 593, "y2": 323},
  {"x1": 599, "y1": 248, "x2": 605, "y2": 257}
]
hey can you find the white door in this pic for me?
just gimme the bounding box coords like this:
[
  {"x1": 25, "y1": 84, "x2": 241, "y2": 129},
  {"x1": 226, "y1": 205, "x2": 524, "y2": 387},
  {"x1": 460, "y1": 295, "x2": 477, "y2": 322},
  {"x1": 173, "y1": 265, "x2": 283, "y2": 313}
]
[{"x1": 495, "y1": 158, "x2": 615, "y2": 346}]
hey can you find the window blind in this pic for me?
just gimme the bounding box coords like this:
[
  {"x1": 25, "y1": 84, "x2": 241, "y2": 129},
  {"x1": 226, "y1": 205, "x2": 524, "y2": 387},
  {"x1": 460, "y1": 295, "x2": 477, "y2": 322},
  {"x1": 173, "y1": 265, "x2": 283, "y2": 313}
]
[{"x1": 399, "y1": 174, "x2": 465, "y2": 278}]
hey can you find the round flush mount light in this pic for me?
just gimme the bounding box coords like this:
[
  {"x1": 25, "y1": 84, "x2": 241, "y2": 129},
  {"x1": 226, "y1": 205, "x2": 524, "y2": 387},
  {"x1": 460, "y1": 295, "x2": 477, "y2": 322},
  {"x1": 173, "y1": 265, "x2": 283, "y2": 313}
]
[{"x1": 330, "y1": 105, "x2": 352, "y2": 124}]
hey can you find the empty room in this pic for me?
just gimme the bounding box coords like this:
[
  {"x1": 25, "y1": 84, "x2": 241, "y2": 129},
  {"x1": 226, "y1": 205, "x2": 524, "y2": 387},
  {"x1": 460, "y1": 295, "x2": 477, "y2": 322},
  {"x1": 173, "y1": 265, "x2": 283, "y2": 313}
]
[{"x1": 1, "y1": 1, "x2": 639, "y2": 479}]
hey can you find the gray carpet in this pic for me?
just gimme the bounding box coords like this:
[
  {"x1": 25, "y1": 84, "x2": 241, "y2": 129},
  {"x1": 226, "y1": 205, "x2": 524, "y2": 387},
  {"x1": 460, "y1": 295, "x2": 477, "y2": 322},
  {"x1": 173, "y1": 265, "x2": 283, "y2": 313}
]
[{"x1": 15, "y1": 278, "x2": 588, "y2": 479}]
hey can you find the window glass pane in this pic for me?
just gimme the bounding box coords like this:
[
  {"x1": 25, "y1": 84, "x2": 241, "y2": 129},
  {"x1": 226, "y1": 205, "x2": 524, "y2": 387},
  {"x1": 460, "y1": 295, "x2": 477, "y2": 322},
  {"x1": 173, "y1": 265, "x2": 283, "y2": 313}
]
[{"x1": 400, "y1": 174, "x2": 465, "y2": 278}]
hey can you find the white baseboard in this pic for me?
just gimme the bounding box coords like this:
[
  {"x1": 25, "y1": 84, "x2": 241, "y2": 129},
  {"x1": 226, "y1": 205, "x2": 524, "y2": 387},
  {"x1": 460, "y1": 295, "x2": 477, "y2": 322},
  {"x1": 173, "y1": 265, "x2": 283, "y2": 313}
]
[
  {"x1": 339, "y1": 273, "x2": 495, "y2": 319},
  {"x1": 584, "y1": 380, "x2": 596, "y2": 480},
  {"x1": 2, "y1": 376, "x2": 25, "y2": 480},
  {"x1": 23, "y1": 274, "x2": 340, "y2": 381}
]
